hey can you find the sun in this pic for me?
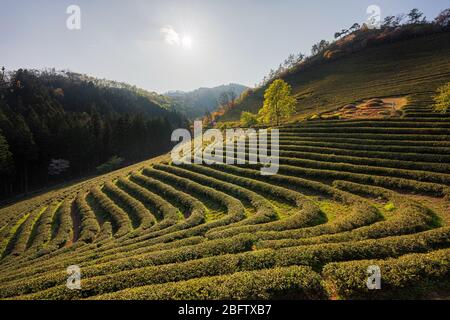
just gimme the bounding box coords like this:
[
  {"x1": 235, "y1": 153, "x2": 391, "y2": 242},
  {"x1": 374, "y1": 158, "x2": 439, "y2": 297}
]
[{"x1": 181, "y1": 35, "x2": 192, "y2": 49}]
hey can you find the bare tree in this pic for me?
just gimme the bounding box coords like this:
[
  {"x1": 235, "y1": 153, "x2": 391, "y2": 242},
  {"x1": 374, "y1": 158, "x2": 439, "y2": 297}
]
[
  {"x1": 350, "y1": 23, "x2": 360, "y2": 32},
  {"x1": 394, "y1": 14, "x2": 405, "y2": 27},
  {"x1": 407, "y1": 8, "x2": 426, "y2": 24},
  {"x1": 434, "y1": 9, "x2": 450, "y2": 27},
  {"x1": 383, "y1": 16, "x2": 396, "y2": 28}
]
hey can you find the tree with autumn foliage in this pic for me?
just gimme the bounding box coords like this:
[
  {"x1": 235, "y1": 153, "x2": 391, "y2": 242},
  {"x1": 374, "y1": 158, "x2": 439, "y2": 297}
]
[
  {"x1": 258, "y1": 79, "x2": 296, "y2": 126},
  {"x1": 433, "y1": 83, "x2": 450, "y2": 113}
]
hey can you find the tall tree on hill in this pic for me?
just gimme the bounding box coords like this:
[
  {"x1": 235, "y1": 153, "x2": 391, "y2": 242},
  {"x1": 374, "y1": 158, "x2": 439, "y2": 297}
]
[
  {"x1": 268, "y1": 69, "x2": 276, "y2": 81},
  {"x1": 311, "y1": 40, "x2": 330, "y2": 55},
  {"x1": 6, "y1": 113, "x2": 37, "y2": 193},
  {"x1": 433, "y1": 83, "x2": 450, "y2": 114},
  {"x1": 311, "y1": 44, "x2": 319, "y2": 55},
  {"x1": 434, "y1": 9, "x2": 450, "y2": 27},
  {"x1": 284, "y1": 54, "x2": 296, "y2": 69},
  {"x1": 295, "y1": 53, "x2": 305, "y2": 64},
  {"x1": 0, "y1": 131, "x2": 14, "y2": 193},
  {"x1": 89, "y1": 106, "x2": 103, "y2": 164},
  {"x1": 258, "y1": 79, "x2": 296, "y2": 126},
  {"x1": 383, "y1": 16, "x2": 396, "y2": 28},
  {"x1": 350, "y1": 23, "x2": 360, "y2": 32},
  {"x1": 394, "y1": 14, "x2": 406, "y2": 27},
  {"x1": 407, "y1": 8, "x2": 426, "y2": 24}
]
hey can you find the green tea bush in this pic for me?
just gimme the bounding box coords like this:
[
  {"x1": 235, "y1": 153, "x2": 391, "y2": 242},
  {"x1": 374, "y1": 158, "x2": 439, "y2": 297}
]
[
  {"x1": 102, "y1": 182, "x2": 156, "y2": 229},
  {"x1": 26, "y1": 203, "x2": 60, "y2": 251},
  {"x1": 258, "y1": 181, "x2": 435, "y2": 249},
  {"x1": 73, "y1": 193, "x2": 100, "y2": 243},
  {"x1": 323, "y1": 249, "x2": 450, "y2": 299},
  {"x1": 89, "y1": 186, "x2": 132, "y2": 237},
  {"x1": 154, "y1": 164, "x2": 278, "y2": 227},
  {"x1": 92, "y1": 266, "x2": 326, "y2": 300},
  {"x1": 0, "y1": 234, "x2": 256, "y2": 298}
]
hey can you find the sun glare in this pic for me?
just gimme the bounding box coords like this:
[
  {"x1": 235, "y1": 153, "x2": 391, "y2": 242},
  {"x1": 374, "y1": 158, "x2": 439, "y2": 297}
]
[{"x1": 182, "y1": 35, "x2": 192, "y2": 49}]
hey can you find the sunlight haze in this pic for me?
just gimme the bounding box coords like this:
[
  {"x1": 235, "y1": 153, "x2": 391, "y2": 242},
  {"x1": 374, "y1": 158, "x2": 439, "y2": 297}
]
[{"x1": 1, "y1": 0, "x2": 448, "y2": 92}]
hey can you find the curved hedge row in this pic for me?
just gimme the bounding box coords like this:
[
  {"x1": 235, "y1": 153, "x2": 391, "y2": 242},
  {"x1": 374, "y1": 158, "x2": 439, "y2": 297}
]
[
  {"x1": 3, "y1": 208, "x2": 46, "y2": 257},
  {"x1": 0, "y1": 212, "x2": 30, "y2": 256},
  {"x1": 102, "y1": 182, "x2": 156, "y2": 230},
  {"x1": 284, "y1": 120, "x2": 450, "y2": 128},
  {"x1": 1, "y1": 105, "x2": 449, "y2": 300},
  {"x1": 258, "y1": 181, "x2": 435, "y2": 249},
  {"x1": 276, "y1": 140, "x2": 450, "y2": 155},
  {"x1": 89, "y1": 186, "x2": 132, "y2": 237},
  {"x1": 266, "y1": 227, "x2": 450, "y2": 270},
  {"x1": 0, "y1": 234, "x2": 205, "y2": 286},
  {"x1": 142, "y1": 167, "x2": 245, "y2": 225},
  {"x1": 0, "y1": 234, "x2": 256, "y2": 299},
  {"x1": 228, "y1": 148, "x2": 450, "y2": 189},
  {"x1": 46, "y1": 200, "x2": 73, "y2": 251},
  {"x1": 177, "y1": 163, "x2": 310, "y2": 207},
  {"x1": 26, "y1": 203, "x2": 60, "y2": 252},
  {"x1": 242, "y1": 150, "x2": 450, "y2": 180},
  {"x1": 279, "y1": 132, "x2": 450, "y2": 142},
  {"x1": 92, "y1": 266, "x2": 326, "y2": 300},
  {"x1": 299, "y1": 117, "x2": 450, "y2": 124},
  {"x1": 255, "y1": 202, "x2": 380, "y2": 242},
  {"x1": 278, "y1": 137, "x2": 450, "y2": 149},
  {"x1": 162, "y1": 163, "x2": 326, "y2": 238},
  {"x1": 268, "y1": 143, "x2": 450, "y2": 164},
  {"x1": 193, "y1": 164, "x2": 381, "y2": 240},
  {"x1": 405, "y1": 112, "x2": 450, "y2": 118},
  {"x1": 73, "y1": 193, "x2": 100, "y2": 244},
  {"x1": 117, "y1": 177, "x2": 180, "y2": 227},
  {"x1": 272, "y1": 164, "x2": 450, "y2": 198},
  {"x1": 10, "y1": 227, "x2": 450, "y2": 300},
  {"x1": 153, "y1": 164, "x2": 279, "y2": 228},
  {"x1": 206, "y1": 202, "x2": 322, "y2": 240},
  {"x1": 206, "y1": 164, "x2": 351, "y2": 202},
  {"x1": 323, "y1": 249, "x2": 450, "y2": 299},
  {"x1": 125, "y1": 173, "x2": 212, "y2": 240},
  {"x1": 280, "y1": 126, "x2": 450, "y2": 135}
]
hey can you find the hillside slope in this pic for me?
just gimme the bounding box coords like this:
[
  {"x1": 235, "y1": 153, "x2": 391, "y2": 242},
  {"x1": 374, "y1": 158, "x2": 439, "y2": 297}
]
[
  {"x1": 166, "y1": 83, "x2": 248, "y2": 119},
  {"x1": 0, "y1": 90, "x2": 449, "y2": 299},
  {"x1": 219, "y1": 32, "x2": 450, "y2": 122},
  {"x1": 1, "y1": 28, "x2": 450, "y2": 301}
]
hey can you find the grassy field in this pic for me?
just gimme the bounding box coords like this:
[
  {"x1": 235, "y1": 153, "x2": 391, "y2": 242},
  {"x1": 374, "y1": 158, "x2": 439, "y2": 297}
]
[{"x1": 0, "y1": 33, "x2": 449, "y2": 300}]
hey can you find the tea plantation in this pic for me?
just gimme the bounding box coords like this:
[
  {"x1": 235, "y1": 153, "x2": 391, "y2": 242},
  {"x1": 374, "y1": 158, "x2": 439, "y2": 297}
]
[{"x1": 0, "y1": 91, "x2": 449, "y2": 300}]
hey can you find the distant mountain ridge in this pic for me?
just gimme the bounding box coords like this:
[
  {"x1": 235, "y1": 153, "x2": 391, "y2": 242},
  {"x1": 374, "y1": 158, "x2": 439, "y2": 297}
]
[{"x1": 165, "y1": 83, "x2": 248, "y2": 119}]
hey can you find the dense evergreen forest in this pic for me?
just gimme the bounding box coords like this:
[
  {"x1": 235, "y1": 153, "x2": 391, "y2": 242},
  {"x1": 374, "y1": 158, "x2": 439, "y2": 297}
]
[{"x1": 0, "y1": 69, "x2": 188, "y2": 198}]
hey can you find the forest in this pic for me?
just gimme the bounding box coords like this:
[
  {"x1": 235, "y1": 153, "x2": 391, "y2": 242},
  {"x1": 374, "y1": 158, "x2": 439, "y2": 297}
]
[{"x1": 0, "y1": 69, "x2": 188, "y2": 198}]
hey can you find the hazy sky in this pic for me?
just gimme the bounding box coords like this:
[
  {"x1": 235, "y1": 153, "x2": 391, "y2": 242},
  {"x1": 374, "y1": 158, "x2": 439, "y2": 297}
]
[{"x1": 1, "y1": 0, "x2": 448, "y2": 93}]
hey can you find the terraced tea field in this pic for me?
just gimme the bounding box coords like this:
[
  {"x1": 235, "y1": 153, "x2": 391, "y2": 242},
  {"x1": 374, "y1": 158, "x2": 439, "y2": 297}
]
[{"x1": 0, "y1": 94, "x2": 449, "y2": 300}]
